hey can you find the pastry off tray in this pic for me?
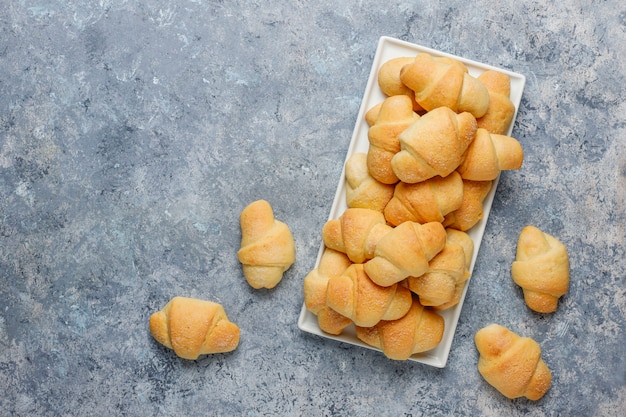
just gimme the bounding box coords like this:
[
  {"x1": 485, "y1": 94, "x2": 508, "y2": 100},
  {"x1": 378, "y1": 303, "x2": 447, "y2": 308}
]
[{"x1": 297, "y1": 36, "x2": 526, "y2": 368}]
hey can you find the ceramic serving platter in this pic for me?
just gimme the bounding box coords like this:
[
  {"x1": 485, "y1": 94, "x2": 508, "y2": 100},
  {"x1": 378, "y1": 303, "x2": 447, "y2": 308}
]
[{"x1": 297, "y1": 36, "x2": 526, "y2": 368}]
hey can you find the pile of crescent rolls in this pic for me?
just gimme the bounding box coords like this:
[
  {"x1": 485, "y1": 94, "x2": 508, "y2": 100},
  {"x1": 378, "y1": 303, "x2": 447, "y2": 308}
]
[
  {"x1": 305, "y1": 52, "x2": 571, "y2": 402},
  {"x1": 303, "y1": 52, "x2": 525, "y2": 361}
]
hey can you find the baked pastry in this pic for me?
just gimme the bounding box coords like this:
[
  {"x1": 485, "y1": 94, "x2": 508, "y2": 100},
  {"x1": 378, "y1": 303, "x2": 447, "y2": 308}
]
[
  {"x1": 383, "y1": 171, "x2": 464, "y2": 226},
  {"x1": 326, "y1": 263, "x2": 413, "y2": 327},
  {"x1": 237, "y1": 200, "x2": 296, "y2": 289},
  {"x1": 511, "y1": 226, "x2": 570, "y2": 313},
  {"x1": 356, "y1": 296, "x2": 445, "y2": 360},
  {"x1": 303, "y1": 248, "x2": 353, "y2": 335},
  {"x1": 364, "y1": 221, "x2": 447, "y2": 287},
  {"x1": 443, "y1": 179, "x2": 493, "y2": 232},
  {"x1": 400, "y1": 53, "x2": 490, "y2": 118},
  {"x1": 322, "y1": 208, "x2": 392, "y2": 264},
  {"x1": 477, "y1": 70, "x2": 516, "y2": 135},
  {"x1": 377, "y1": 56, "x2": 422, "y2": 112},
  {"x1": 457, "y1": 128, "x2": 524, "y2": 181},
  {"x1": 405, "y1": 237, "x2": 470, "y2": 307},
  {"x1": 345, "y1": 152, "x2": 395, "y2": 212},
  {"x1": 391, "y1": 106, "x2": 477, "y2": 183},
  {"x1": 149, "y1": 296, "x2": 240, "y2": 359},
  {"x1": 367, "y1": 95, "x2": 420, "y2": 184},
  {"x1": 475, "y1": 324, "x2": 552, "y2": 400},
  {"x1": 433, "y1": 228, "x2": 475, "y2": 310}
]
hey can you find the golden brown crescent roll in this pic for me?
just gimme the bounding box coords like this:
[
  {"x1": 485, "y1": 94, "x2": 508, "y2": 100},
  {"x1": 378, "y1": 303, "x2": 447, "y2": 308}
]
[
  {"x1": 356, "y1": 296, "x2": 445, "y2": 360},
  {"x1": 511, "y1": 226, "x2": 570, "y2": 313},
  {"x1": 237, "y1": 200, "x2": 296, "y2": 289},
  {"x1": 457, "y1": 128, "x2": 523, "y2": 181},
  {"x1": 391, "y1": 106, "x2": 477, "y2": 184},
  {"x1": 325, "y1": 263, "x2": 413, "y2": 328},
  {"x1": 383, "y1": 171, "x2": 464, "y2": 226},
  {"x1": 150, "y1": 296, "x2": 240, "y2": 359},
  {"x1": 364, "y1": 221, "x2": 447, "y2": 287},
  {"x1": 475, "y1": 324, "x2": 552, "y2": 400},
  {"x1": 400, "y1": 53, "x2": 490, "y2": 118}
]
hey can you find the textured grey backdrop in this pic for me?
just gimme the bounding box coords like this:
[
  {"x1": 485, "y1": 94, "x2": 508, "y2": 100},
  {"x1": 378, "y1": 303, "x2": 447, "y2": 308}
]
[{"x1": 1, "y1": 1, "x2": 625, "y2": 416}]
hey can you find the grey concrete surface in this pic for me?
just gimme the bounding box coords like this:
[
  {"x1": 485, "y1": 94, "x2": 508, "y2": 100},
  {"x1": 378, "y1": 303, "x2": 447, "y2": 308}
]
[{"x1": 1, "y1": 1, "x2": 625, "y2": 416}]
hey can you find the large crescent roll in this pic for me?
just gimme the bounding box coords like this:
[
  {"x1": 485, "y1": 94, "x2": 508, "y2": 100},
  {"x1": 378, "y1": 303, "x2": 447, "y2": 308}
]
[
  {"x1": 237, "y1": 200, "x2": 296, "y2": 289},
  {"x1": 511, "y1": 226, "x2": 570, "y2": 313},
  {"x1": 150, "y1": 296, "x2": 240, "y2": 359},
  {"x1": 356, "y1": 297, "x2": 445, "y2": 360},
  {"x1": 475, "y1": 324, "x2": 552, "y2": 400},
  {"x1": 391, "y1": 107, "x2": 477, "y2": 184}
]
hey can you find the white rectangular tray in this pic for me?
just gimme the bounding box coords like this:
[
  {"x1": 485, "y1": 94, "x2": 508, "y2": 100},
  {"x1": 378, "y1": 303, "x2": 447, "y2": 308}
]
[{"x1": 297, "y1": 36, "x2": 526, "y2": 368}]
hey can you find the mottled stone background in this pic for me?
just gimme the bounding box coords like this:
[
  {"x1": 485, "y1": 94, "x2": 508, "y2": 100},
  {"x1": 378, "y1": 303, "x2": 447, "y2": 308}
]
[{"x1": 1, "y1": 1, "x2": 624, "y2": 416}]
